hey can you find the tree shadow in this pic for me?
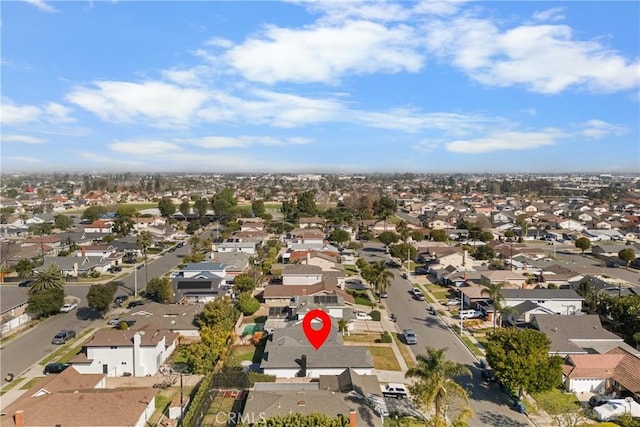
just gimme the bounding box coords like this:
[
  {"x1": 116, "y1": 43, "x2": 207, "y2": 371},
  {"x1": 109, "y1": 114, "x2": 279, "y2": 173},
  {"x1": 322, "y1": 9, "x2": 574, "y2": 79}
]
[
  {"x1": 76, "y1": 306, "x2": 103, "y2": 321},
  {"x1": 476, "y1": 410, "x2": 528, "y2": 427}
]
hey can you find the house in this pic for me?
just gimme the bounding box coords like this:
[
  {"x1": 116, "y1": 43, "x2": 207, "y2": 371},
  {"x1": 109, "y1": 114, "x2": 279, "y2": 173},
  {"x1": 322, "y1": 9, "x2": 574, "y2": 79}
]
[
  {"x1": 562, "y1": 347, "x2": 640, "y2": 398},
  {"x1": 281, "y1": 264, "x2": 323, "y2": 286},
  {"x1": 70, "y1": 329, "x2": 179, "y2": 377},
  {"x1": 243, "y1": 369, "x2": 384, "y2": 427},
  {"x1": 72, "y1": 244, "x2": 116, "y2": 258},
  {"x1": 263, "y1": 280, "x2": 354, "y2": 320},
  {"x1": 425, "y1": 247, "x2": 471, "y2": 269},
  {"x1": 298, "y1": 216, "x2": 325, "y2": 229},
  {"x1": 82, "y1": 219, "x2": 114, "y2": 233},
  {"x1": 38, "y1": 256, "x2": 112, "y2": 277},
  {"x1": 172, "y1": 275, "x2": 226, "y2": 304},
  {"x1": 287, "y1": 228, "x2": 326, "y2": 245},
  {"x1": 122, "y1": 302, "x2": 202, "y2": 337},
  {"x1": 480, "y1": 271, "x2": 528, "y2": 288},
  {"x1": 289, "y1": 251, "x2": 344, "y2": 273},
  {"x1": 1, "y1": 367, "x2": 157, "y2": 427},
  {"x1": 260, "y1": 326, "x2": 373, "y2": 379},
  {"x1": 283, "y1": 242, "x2": 340, "y2": 264},
  {"x1": 179, "y1": 262, "x2": 226, "y2": 279},
  {"x1": 501, "y1": 289, "x2": 584, "y2": 314},
  {"x1": 215, "y1": 240, "x2": 256, "y2": 254},
  {"x1": 531, "y1": 314, "x2": 630, "y2": 356}
]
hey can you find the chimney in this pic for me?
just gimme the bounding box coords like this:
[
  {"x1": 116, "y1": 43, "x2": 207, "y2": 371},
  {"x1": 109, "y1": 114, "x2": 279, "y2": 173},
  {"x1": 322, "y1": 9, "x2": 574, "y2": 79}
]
[
  {"x1": 349, "y1": 409, "x2": 357, "y2": 427},
  {"x1": 300, "y1": 354, "x2": 307, "y2": 377},
  {"x1": 302, "y1": 288, "x2": 307, "y2": 296},
  {"x1": 82, "y1": 246, "x2": 86, "y2": 257},
  {"x1": 306, "y1": 252, "x2": 311, "y2": 265},
  {"x1": 14, "y1": 410, "x2": 24, "y2": 427}
]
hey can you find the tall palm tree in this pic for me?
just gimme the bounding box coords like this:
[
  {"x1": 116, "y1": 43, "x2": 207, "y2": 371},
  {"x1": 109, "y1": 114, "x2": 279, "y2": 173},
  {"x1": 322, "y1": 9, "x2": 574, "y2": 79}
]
[
  {"x1": 406, "y1": 346, "x2": 472, "y2": 423},
  {"x1": 136, "y1": 230, "x2": 153, "y2": 289},
  {"x1": 29, "y1": 265, "x2": 64, "y2": 296},
  {"x1": 481, "y1": 282, "x2": 508, "y2": 330},
  {"x1": 371, "y1": 260, "x2": 393, "y2": 302}
]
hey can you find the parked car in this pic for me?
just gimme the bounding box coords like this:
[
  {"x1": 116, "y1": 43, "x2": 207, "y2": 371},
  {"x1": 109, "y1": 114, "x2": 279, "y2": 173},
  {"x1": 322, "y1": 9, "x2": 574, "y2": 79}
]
[
  {"x1": 113, "y1": 295, "x2": 128, "y2": 307},
  {"x1": 107, "y1": 317, "x2": 121, "y2": 326},
  {"x1": 60, "y1": 303, "x2": 77, "y2": 313},
  {"x1": 18, "y1": 280, "x2": 32, "y2": 287},
  {"x1": 127, "y1": 300, "x2": 144, "y2": 309},
  {"x1": 381, "y1": 383, "x2": 408, "y2": 399},
  {"x1": 355, "y1": 312, "x2": 373, "y2": 321},
  {"x1": 109, "y1": 266, "x2": 122, "y2": 273},
  {"x1": 411, "y1": 288, "x2": 425, "y2": 301},
  {"x1": 177, "y1": 242, "x2": 185, "y2": 248},
  {"x1": 389, "y1": 314, "x2": 397, "y2": 322},
  {"x1": 415, "y1": 267, "x2": 428, "y2": 275},
  {"x1": 44, "y1": 362, "x2": 70, "y2": 375},
  {"x1": 481, "y1": 368, "x2": 498, "y2": 383},
  {"x1": 445, "y1": 299, "x2": 461, "y2": 306},
  {"x1": 427, "y1": 305, "x2": 437, "y2": 315},
  {"x1": 459, "y1": 309, "x2": 483, "y2": 320},
  {"x1": 401, "y1": 273, "x2": 408, "y2": 279},
  {"x1": 607, "y1": 260, "x2": 620, "y2": 268},
  {"x1": 589, "y1": 395, "x2": 614, "y2": 407},
  {"x1": 52, "y1": 329, "x2": 76, "y2": 345},
  {"x1": 402, "y1": 329, "x2": 418, "y2": 345},
  {"x1": 378, "y1": 291, "x2": 388, "y2": 299}
]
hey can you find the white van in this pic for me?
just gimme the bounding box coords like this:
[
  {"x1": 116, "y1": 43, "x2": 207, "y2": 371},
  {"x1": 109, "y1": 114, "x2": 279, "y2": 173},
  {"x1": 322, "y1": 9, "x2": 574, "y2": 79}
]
[{"x1": 460, "y1": 310, "x2": 483, "y2": 320}]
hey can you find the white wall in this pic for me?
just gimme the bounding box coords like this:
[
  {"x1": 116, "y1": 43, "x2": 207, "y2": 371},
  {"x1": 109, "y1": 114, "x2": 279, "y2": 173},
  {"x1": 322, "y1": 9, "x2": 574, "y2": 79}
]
[
  {"x1": 81, "y1": 337, "x2": 172, "y2": 377},
  {"x1": 134, "y1": 398, "x2": 156, "y2": 427},
  {"x1": 566, "y1": 378, "x2": 606, "y2": 394},
  {"x1": 505, "y1": 298, "x2": 583, "y2": 314},
  {"x1": 282, "y1": 274, "x2": 323, "y2": 286},
  {"x1": 264, "y1": 367, "x2": 372, "y2": 379}
]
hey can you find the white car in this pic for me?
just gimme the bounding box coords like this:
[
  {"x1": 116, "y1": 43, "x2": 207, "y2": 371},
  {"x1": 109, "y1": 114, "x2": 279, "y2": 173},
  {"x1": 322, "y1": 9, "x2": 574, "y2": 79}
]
[
  {"x1": 445, "y1": 299, "x2": 461, "y2": 306},
  {"x1": 60, "y1": 303, "x2": 77, "y2": 313},
  {"x1": 355, "y1": 312, "x2": 373, "y2": 321},
  {"x1": 381, "y1": 383, "x2": 408, "y2": 398}
]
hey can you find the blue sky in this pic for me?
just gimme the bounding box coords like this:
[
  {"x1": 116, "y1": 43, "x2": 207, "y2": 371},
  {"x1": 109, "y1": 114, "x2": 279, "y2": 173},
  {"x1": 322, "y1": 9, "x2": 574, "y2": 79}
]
[{"x1": 1, "y1": 0, "x2": 639, "y2": 173}]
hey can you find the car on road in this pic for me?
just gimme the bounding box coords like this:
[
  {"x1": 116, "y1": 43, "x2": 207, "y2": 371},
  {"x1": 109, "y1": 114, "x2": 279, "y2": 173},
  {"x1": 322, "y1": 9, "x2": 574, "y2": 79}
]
[
  {"x1": 382, "y1": 383, "x2": 408, "y2": 399},
  {"x1": 427, "y1": 305, "x2": 437, "y2": 315},
  {"x1": 401, "y1": 273, "x2": 408, "y2": 279},
  {"x1": 402, "y1": 329, "x2": 418, "y2": 345},
  {"x1": 107, "y1": 317, "x2": 121, "y2": 326},
  {"x1": 127, "y1": 300, "x2": 144, "y2": 309},
  {"x1": 606, "y1": 260, "x2": 620, "y2": 268},
  {"x1": 60, "y1": 303, "x2": 77, "y2": 313},
  {"x1": 378, "y1": 291, "x2": 388, "y2": 299},
  {"x1": 44, "y1": 362, "x2": 70, "y2": 375},
  {"x1": 18, "y1": 280, "x2": 32, "y2": 287},
  {"x1": 411, "y1": 288, "x2": 425, "y2": 301},
  {"x1": 355, "y1": 312, "x2": 373, "y2": 321},
  {"x1": 52, "y1": 329, "x2": 76, "y2": 345},
  {"x1": 109, "y1": 266, "x2": 122, "y2": 273}
]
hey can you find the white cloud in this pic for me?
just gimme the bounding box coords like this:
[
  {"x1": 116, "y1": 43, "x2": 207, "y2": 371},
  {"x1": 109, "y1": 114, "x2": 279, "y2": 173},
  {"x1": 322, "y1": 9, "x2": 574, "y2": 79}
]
[
  {"x1": 445, "y1": 129, "x2": 565, "y2": 153},
  {"x1": 425, "y1": 17, "x2": 640, "y2": 93},
  {"x1": 532, "y1": 7, "x2": 566, "y2": 22},
  {"x1": 109, "y1": 139, "x2": 181, "y2": 155},
  {"x1": 2, "y1": 134, "x2": 47, "y2": 144},
  {"x1": 4, "y1": 156, "x2": 41, "y2": 163},
  {"x1": 77, "y1": 151, "x2": 146, "y2": 166},
  {"x1": 224, "y1": 20, "x2": 423, "y2": 84},
  {"x1": 23, "y1": 0, "x2": 58, "y2": 13},
  {"x1": 412, "y1": 0, "x2": 470, "y2": 16},
  {"x1": 66, "y1": 81, "x2": 209, "y2": 126},
  {"x1": 1, "y1": 99, "x2": 41, "y2": 124},
  {"x1": 580, "y1": 119, "x2": 627, "y2": 138},
  {"x1": 44, "y1": 102, "x2": 74, "y2": 123}
]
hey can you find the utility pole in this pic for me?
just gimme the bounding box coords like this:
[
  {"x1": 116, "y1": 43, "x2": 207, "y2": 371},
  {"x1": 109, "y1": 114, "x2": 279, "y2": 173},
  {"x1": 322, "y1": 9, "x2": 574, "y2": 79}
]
[
  {"x1": 179, "y1": 373, "x2": 184, "y2": 427},
  {"x1": 134, "y1": 260, "x2": 138, "y2": 297}
]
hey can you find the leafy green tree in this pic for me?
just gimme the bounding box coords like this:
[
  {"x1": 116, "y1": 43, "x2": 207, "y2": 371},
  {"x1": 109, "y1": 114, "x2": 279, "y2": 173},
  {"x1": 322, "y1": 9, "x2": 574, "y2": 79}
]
[
  {"x1": 388, "y1": 242, "x2": 417, "y2": 265},
  {"x1": 211, "y1": 187, "x2": 237, "y2": 221},
  {"x1": 430, "y1": 229, "x2": 448, "y2": 242},
  {"x1": 158, "y1": 198, "x2": 176, "y2": 218},
  {"x1": 233, "y1": 273, "x2": 256, "y2": 294},
  {"x1": 179, "y1": 199, "x2": 191, "y2": 217},
  {"x1": 193, "y1": 197, "x2": 208, "y2": 218},
  {"x1": 54, "y1": 214, "x2": 74, "y2": 230},
  {"x1": 28, "y1": 265, "x2": 64, "y2": 296},
  {"x1": 87, "y1": 282, "x2": 118, "y2": 314},
  {"x1": 474, "y1": 245, "x2": 496, "y2": 260},
  {"x1": 396, "y1": 220, "x2": 410, "y2": 242},
  {"x1": 15, "y1": 259, "x2": 34, "y2": 279},
  {"x1": 82, "y1": 205, "x2": 107, "y2": 221},
  {"x1": 112, "y1": 216, "x2": 134, "y2": 236},
  {"x1": 251, "y1": 199, "x2": 266, "y2": 218},
  {"x1": 328, "y1": 229, "x2": 350, "y2": 246},
  {"x1": 146, "y1": 276, "x2": 174, "y2": 303},
  {"x1": 575, "y1": 237, "x2": 591, "y2": 257},
  {"x1": 410, "y1": 230, "x2": 425, "y2": 242},
  {"x1": 481, "y1": 282, "x2": 512, "y2": 329},
  {"x1": 478, "y1": 231, "x2": 494, "y2": 242},
  {"x1": 236, "y1": 293, "x2": 260, "y2": 315},
  {"x1": 296, "y1": 190, "x2": 317, "y2": 216},
  {"x1": 136, "y1": 230, "x2": 153, "y2": 291},
  {"x1": 116, "y1": 204, "x2": 137, "y2": 218},
  {"x1": 406, "y1": 346, "x2": 472, "y2": 423},
  {"x1": 281, "y1": 200, "x2": 299, "y2": 223},
  {"x1": 618, "y1": 248, "x2": 636, "y2": 268},
  {"x1": 373, "y1": 196, "x2": 396, "y2": 219},
  {"x1": 377, "y1": 231, "x2": 400, "y2": 247},
  {"x1": 27, "y1": 287, "x2": 64, "y2": 318},
  {"x1": 485, "y1": 328, "x2": 563, "y2": 398},
  {"x1": 185, "y1": 340, "x2": 219, "y2": 374},
  {"x1": 198, "y1": 296, "x2": 238, "y2": 329},
  {"x1": 504, "y1": 229, "x2": 515, "y2": 240}
]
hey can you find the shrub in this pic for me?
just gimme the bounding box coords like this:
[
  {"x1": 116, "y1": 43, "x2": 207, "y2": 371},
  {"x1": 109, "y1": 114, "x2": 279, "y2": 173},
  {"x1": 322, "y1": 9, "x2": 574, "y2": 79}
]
[
  {"x1": 118, "y1": 321, "x2": 129, "y2": 330},
  {"x1": 370, "y1": 310, "x2": 381, "y2": 321},
  {"x1": 377, "y1": 331, "x2": 392, "y2": 343},
  {"x1": 236, "y1": 294, "x2": 260, "y2": 316}
]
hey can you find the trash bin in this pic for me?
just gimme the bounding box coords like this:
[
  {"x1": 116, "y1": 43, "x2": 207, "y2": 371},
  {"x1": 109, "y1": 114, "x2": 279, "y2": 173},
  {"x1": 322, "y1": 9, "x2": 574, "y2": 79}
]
[{"x1": 4, "y1": 372, "x2": 14, "y2": 382}]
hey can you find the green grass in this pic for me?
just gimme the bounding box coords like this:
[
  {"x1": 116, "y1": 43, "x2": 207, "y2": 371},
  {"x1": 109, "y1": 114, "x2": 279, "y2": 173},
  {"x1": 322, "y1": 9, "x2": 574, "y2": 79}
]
[
  {"x1": 459, "y1": 334, "x2": 484, "y2": 357},
  {"x1": 58, "y1": 342, "x2": 85, "y2": 363},
  {"x1": 228, "y1": 345, "x2": 256, "y2": 366},
  {"x1": 41, "y1": 328, "x2": 92, "y2": 365},
  {"x1": 343, "y1": 333, "x2": 381, "y2": 343},
  {"x1": 369, "y1": 346, "x2": 401, "y2": 371},
  {"x1": 344, "y1": 265, "x2": 359, "y2": 276},
  {"x1": 203, "y1": 393, "x2": 236, "y2": 426},
  {"x1": 20, "y1": 376, "x2": 45, "y2": 390},
  {"x1": 64, "y1": 202, "x2": 160, "y2": 214},
  {"x1": 0, "y1": 377, "x2": 24, "y2": 393},
  {"x1": 170, "y1": 346, "x2": 189, "y2": 364},
  {"x1": 392, "y1": 334, "x2": 415, "y2": 368},
  {"x1": 531, "y1": 388, "x2": 581, "y2": 415},
  {"x1": 348, "y1": 290, "x2": 373, "y2": 307}
]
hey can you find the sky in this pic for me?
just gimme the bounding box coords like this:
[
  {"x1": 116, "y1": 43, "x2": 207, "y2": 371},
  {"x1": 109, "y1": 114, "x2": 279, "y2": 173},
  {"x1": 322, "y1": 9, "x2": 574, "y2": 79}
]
[{"x1": 1, "y1": 0, "x2": 639, "y2": 174}]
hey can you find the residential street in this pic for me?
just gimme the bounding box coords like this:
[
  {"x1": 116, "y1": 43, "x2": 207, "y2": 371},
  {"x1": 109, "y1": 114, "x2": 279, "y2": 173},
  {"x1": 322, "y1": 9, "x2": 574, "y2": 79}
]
[{"x1": 360, "y1": 241, "x2": 531, "y2": 427}]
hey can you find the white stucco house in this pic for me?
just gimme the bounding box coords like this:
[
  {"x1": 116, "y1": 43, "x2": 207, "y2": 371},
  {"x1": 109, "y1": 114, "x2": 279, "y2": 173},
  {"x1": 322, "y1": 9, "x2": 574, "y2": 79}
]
[
  {"x1": 281, "y1": 264, "x2": 323, "y2": 286},
  {"x1": 215, "y1": 241, "x2": 256, "y2": 254},
  {"x1": 70, "y1": 329, "x2": 179, "y2": 377},
  {"x1": 501, "y1": 289, "x2": 584, "y2": 315}
]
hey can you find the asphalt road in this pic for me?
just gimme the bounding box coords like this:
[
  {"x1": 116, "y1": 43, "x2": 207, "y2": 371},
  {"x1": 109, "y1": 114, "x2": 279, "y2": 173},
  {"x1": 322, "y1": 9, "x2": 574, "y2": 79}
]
[
  {"x1": 360, "y1": 241, "x2": 530, "y2": 427},
  {"x1": 0, "y1": 237, "x2": 196, "y2": 381}
]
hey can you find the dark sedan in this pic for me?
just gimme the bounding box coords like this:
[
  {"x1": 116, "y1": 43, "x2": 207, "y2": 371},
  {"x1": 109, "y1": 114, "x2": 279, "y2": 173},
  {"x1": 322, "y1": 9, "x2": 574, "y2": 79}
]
[{"x1": 44, "y1": 363, "x2": 70, "y2": 374}]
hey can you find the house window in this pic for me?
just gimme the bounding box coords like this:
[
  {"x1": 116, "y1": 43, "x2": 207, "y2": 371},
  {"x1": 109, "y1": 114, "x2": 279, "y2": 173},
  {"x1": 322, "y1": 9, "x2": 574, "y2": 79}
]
[
  {"x1": 122, "y1": 362, "x2": 127, "y2": 365},
  {"x1": 537, "y1": 300, "x2": 546, "y2": 303},
  {"x1": 110, "y1": 346, "x2": 118, "y2": 349}
]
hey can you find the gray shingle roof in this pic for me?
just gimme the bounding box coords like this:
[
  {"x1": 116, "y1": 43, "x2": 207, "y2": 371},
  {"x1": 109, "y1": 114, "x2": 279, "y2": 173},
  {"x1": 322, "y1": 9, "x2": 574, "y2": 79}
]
[
  {"x1": 502, "y1": 289, "x2": 583, "y2": 300},
  {"x1": 282, "y1": 264, "x2": 323, "y2": 275},
  {"x1": 533, "y1": 314, "x2": 623, "y2": 355}
]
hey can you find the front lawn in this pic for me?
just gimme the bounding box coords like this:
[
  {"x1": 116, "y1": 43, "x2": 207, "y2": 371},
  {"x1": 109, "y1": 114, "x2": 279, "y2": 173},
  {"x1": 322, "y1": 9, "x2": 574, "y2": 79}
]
[
  {"x1": 348, "y1": 290, "x2": 373, "y2": 307},
  {"x1": 343, "y1": 333, "x2": 381, "y2": 343},
  {"x1": 531, "y1": 388, "x2": 581, "y2": 416},
  {"x1": 20, "y1": 377, "x2": 45, "y2": 390},
  {"x1": 369, "y1": 346, "x2": 401, "y2": 371}
]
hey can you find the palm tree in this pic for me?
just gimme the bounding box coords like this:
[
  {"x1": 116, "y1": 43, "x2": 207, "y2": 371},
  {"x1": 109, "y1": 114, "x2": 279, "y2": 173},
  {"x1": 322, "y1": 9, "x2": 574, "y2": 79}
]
[
  {"x1": 136, "y1": 230, "x2": 153, "y2": 289},
  {"x1": 405, "y1": 346, "x2": 472, "y2": 423},
  {"x1": 481, "y1": 282, "x2": 508, "y2": 330},
  {"x1": 370, "y1": 260, "x2": 393, "y2": 302},
  {"x1": 29, "y1": 265, "x2": 64, "y2": 296}
]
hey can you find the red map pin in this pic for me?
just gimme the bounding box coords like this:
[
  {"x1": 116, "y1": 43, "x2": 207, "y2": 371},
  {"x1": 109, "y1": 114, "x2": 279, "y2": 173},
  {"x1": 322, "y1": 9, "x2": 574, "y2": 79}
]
[{"x1": 302, "y1": 309, "x2": 332, "y2": 350}]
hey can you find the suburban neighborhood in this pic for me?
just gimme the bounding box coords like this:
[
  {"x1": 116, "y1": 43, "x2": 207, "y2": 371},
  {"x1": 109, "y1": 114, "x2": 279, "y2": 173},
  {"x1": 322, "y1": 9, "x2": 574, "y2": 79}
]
[{"x1": 0, "y1": 172, "x2": 639, "y2": 426}]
